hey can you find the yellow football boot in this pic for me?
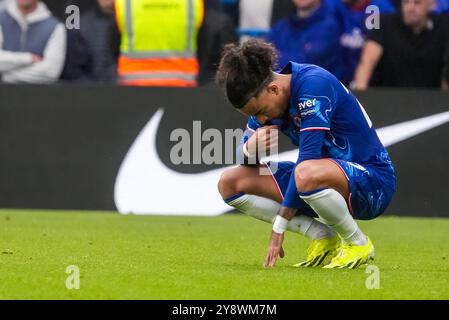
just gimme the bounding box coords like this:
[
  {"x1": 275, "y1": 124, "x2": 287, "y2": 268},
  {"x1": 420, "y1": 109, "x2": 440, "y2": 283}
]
[
  {"x1": 323, "y1": 237, "x2": 375, "y2": 269},
  {"x1": 293, "y1": 236, "x2": 341, "y2": 267}
]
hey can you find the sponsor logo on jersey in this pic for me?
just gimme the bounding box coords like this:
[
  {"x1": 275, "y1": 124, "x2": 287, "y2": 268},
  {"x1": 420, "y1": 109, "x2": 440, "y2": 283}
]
[
  {"x1": 298, "y1": 98, "x2": 317, "y2": 110},
  {"x1": 300, "y1": 109, "x2": 317, "y2": 117}
]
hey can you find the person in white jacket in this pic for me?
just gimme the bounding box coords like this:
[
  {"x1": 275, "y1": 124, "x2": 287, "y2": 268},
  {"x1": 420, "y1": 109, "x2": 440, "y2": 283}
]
[{"x1": 0, "y1": 0, "x2": 66, "y2": 83}]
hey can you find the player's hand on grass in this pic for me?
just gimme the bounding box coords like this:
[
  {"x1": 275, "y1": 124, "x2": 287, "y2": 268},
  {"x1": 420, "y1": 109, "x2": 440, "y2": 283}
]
[
  {"x1": 246, "y1": 125, "x2": 279, "y2": 158},
  {"x1": 264, "y1": 231, "x2": 285, "y2": 267}
]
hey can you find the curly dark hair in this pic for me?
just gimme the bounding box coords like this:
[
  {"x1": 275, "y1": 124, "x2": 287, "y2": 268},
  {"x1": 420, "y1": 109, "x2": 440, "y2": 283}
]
[{"x1": 216, "y1": 39, "x2": 278, "y2": 108}]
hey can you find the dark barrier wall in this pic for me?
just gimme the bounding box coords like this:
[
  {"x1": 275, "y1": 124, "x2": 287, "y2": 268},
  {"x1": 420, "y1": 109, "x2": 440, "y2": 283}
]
[{"x1": 0, "y1": 84, "x2": 448, "y2": 216}]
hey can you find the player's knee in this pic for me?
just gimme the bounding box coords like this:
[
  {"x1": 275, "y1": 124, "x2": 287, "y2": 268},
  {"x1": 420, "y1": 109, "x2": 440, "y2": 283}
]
[
  {"x1": 295, "y1": 161, "x2": 321, "y2": 193},
  {"x1": 218, "y1": 168, "x2": 240, "y2": 199}
]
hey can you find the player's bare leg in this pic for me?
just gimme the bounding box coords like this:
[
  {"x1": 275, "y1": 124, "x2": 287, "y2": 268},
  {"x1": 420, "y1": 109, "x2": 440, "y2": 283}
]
[
  {"x1": 218, "y1": 164, "x2": 283, "y2": 203},
  {"x1": 218, "y1": 164, "x2": 336, "y2": 245}
]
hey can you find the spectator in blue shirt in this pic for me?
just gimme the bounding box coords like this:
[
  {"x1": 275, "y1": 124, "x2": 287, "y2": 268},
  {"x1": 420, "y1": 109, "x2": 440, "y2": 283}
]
[
  {"x1": 338, "y1": 0, "x2": 397, "y2": 83},
  {"x1": 267, "y1": 0, "x2": 346, "y2": 82}
]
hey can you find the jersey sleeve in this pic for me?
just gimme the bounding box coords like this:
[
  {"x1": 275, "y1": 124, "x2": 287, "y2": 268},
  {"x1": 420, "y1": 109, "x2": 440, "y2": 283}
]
[
  {"x1": 298, "y1": 130, "x2": 326, "y2": 163},
  {"x1": 297, "y1": 75, "x2": 336, "y2": 132},
  {"x1": 282, "y1": 168, "x2": 301, "y2": 208},
  {"x1": 296, "y1": 75, "x2": 334, "y2": 162},
  {"x1": 246, "y1": 116, "x2": 262, "y2": 132}
]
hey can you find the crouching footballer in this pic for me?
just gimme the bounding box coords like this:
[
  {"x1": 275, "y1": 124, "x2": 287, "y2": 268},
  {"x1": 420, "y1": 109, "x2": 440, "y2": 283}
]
[{"x1": 216, "y1": 39, "x2": 397, "y2": 269}]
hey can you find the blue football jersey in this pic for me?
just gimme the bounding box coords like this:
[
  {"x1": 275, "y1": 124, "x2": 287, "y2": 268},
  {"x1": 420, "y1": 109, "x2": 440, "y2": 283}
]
[{"x1": 242, "y1": 62, "x2": 394, "y2": 208}]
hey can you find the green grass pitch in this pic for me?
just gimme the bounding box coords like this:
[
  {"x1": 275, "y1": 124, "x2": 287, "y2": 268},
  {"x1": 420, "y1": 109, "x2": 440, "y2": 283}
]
[{"x1": 1, "y1": 210, "x2": 448, "y2": 300}]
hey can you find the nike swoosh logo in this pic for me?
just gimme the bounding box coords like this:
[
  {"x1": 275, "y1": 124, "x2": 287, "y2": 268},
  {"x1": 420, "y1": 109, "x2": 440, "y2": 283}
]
[{"x1": 114, "y1": 110, "x2": 449, "y2": 215}]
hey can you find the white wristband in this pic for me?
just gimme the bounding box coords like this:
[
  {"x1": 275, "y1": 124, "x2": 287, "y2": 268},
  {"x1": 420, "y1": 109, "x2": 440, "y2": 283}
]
[{"x1": 272, "y1": 215, "x2": 288, "y2": 234}]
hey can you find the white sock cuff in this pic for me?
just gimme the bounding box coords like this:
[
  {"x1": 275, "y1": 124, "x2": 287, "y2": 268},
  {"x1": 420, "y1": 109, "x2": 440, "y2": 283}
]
[
  {"x1": 300, "y1": 188, "x2": 336, "y2": 201},
  {"x1": 226, "y1": 193, "x2": 250, "y2": 206}
]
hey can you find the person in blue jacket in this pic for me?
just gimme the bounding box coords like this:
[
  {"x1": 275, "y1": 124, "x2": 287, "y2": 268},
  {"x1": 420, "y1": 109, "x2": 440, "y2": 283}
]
[{"x1": 267, "y1": 0, "x2": 346, "y2": 82}]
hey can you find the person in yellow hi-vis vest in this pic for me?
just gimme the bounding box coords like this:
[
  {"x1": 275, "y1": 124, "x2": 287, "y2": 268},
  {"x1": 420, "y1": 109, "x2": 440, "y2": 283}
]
[{"x1": 115, "y1": 0, "x2": 204, "y2": 86}]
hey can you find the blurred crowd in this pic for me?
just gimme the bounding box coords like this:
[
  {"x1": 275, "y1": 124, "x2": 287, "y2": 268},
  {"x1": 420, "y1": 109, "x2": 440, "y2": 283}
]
[{"x1": 0, "y1": 0, "x2": 448, "y2": 90}]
